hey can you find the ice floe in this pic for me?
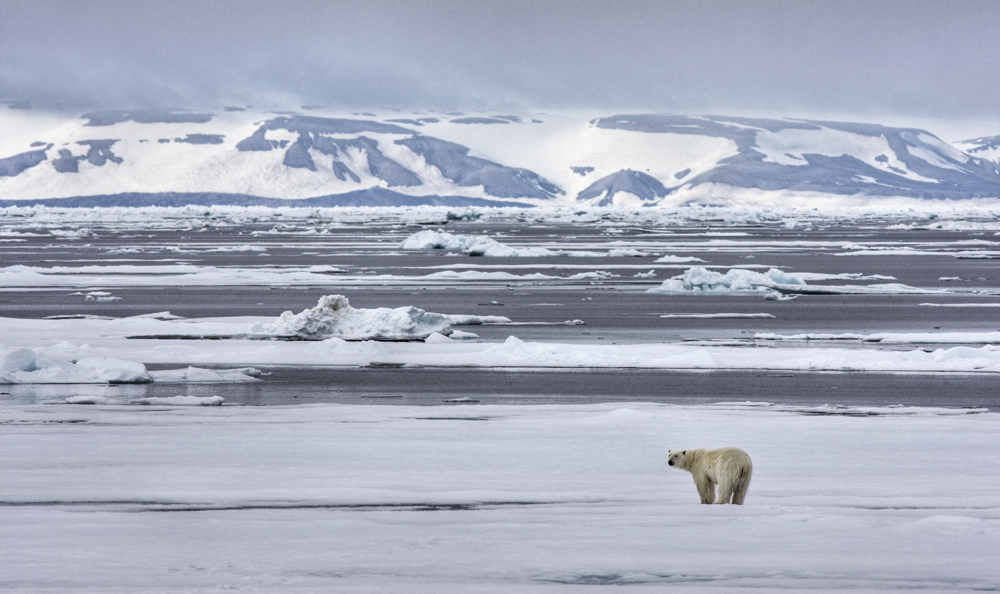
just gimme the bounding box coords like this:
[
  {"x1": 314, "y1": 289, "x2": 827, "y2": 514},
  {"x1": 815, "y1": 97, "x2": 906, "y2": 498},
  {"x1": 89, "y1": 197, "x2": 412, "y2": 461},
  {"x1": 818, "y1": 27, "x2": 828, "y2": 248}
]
[
  {"x1": 131, "y1": 395, "x2": 226, "y2": 406},
  {"x1": 80, "y1": 291, "x2": 121, "y2": 302},
  {"x1": 660, "y1": 313, "x2": 775, "y2": 319},
  {"x1": 920, "y1": 302, "x2": 1000, "y2": 307},
  {"x1": 1, "y1": 347, "x2": 151, "y2": 384},
  {"x1": 401, "y1": 230, "x2": 603, "y2": 257},
  {"x1": 654, "y1": 255, "x2": 706, "y2": 263},
  {"x1": 247, "y1": 294, "x2": 510, "y2": 341},
  {"x1": 756, "y1": 332, "x2": 1000, "y2": 344},
  {"x1": 3, "y1": 400, "x2": 998, "y2": 590},
  {"x1": 9, "y1": 322, "x2": 1000, "y2": 373},
  {"x1": 0, "y1": 344, "x2": 262, "y2": 385},
  {"x1": 648, "y1": 266, "x2": 945, "y2": 295},
  {"x1": 647, "y1": 267, "x2": 804, "y2": 294},
  {"x1": 401, "y1": 230, "x2": 671, "y2": 258},
  {"x1": 249, "y1": 294, "x2": 455, "y2": 341},
  {"x1": 148, "y1": 367, "x2": 262, "y2": 382}
]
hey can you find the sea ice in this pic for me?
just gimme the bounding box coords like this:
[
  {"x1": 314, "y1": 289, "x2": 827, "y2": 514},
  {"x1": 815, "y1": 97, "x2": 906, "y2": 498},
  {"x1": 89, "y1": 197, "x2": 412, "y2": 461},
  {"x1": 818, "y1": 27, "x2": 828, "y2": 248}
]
[
  {"x1": 249, "y1": 294, "x2": 455, "y2": 340},
  {"x1": 649, "y1": 266, "x2": 945, "y2": 295},
  {"x1": 0, "y1": 344, "x2": 263, "y2": 385},
  {"x1": 1, "y1": 346, "x2": 152, "y2": 384},
  {"x1": 131, "y1": 395, "x2": 225, "y2": 406},
  {"x1": 401, "y1": 230, "x2": 603, "y2": 257},
  {"x1": 654, "y1": 254, "x2": 706, "y2": 263},
  {"x1": 647, "y1": 267, "x2": 803, "y2": 294},
  {"x1": 2, "y1": 402, "x2": 997, "y2": 591}
]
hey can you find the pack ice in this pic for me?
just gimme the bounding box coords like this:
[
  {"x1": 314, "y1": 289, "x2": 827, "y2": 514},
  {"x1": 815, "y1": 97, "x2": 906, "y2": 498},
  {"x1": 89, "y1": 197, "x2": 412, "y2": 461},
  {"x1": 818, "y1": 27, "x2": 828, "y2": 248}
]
[{"x1": 248, "y1": 294, "x2": 487, "y2": 340}]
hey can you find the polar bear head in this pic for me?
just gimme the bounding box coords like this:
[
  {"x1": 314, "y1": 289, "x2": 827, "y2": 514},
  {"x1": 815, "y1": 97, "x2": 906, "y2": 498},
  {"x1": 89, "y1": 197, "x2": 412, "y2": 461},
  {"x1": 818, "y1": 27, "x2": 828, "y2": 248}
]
[{"x1": 667, "y1": 449, "x2": 689, "y2": 470}]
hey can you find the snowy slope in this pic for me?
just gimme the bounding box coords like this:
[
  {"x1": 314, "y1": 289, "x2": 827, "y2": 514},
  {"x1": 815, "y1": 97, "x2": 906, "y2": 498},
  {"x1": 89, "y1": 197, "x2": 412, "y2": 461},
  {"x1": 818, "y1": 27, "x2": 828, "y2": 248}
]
[
  {"x1": 954, "y1": 134, "x2": 1000, "y2": 165},
  {"x1": 592, "y1": 115, "x2": 1000, "y2": 205},
  {"x1": 2, "y1": 106, "x2": 999, "y2": 206}
]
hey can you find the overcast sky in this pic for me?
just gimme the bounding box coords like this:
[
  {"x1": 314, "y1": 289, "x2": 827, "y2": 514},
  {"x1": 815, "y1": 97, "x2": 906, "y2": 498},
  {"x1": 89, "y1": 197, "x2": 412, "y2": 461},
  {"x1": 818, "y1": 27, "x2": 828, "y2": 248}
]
[{"x1": 2, "y1": 0, "x2": 999, "y2": 136}]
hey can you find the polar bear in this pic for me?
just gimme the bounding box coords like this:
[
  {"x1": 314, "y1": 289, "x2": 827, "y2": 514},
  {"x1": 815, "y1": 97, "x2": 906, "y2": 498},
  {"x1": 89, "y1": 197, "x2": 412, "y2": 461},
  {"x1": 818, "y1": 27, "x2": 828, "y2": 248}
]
[{"x1": 668, "y1": 447, "x2": 752, "y2": 504}]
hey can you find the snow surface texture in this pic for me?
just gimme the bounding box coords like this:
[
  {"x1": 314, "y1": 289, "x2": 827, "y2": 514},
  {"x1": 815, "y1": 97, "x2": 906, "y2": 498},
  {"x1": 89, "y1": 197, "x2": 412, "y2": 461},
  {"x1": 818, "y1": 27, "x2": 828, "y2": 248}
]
[
  {"x1": 3, "y1": 402, "x2": 998, "y2": 591},
  {"x1": 2, "y1": 105, "x2": 999, "y2": 207},
  {"x1": 249, "y1": 294, "x2": 455, "y2": 340}
]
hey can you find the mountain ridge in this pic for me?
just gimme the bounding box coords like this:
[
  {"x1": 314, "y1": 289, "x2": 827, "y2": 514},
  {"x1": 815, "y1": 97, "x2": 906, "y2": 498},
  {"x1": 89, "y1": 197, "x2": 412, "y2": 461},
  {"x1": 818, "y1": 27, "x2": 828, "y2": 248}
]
[{"x1": 2, "y1": 107, "x2": 999, "y2": 206}]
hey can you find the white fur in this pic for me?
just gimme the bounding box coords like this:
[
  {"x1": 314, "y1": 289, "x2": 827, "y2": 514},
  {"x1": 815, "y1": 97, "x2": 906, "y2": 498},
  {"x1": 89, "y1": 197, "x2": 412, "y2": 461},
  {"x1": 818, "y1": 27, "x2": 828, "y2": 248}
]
[{"x1": 668, "y1": 447, "x2": 753, "y2": 505}]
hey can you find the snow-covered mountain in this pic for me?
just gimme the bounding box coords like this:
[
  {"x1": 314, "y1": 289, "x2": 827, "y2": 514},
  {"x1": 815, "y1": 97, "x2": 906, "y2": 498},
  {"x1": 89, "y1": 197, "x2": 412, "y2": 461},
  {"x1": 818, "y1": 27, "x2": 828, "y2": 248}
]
[
  {"x1": 2, "y1": 106, "x2": 999, "y2": 207},
  {"x1": 954, "y1": 134, "x2": 1000, "y2": 166}
]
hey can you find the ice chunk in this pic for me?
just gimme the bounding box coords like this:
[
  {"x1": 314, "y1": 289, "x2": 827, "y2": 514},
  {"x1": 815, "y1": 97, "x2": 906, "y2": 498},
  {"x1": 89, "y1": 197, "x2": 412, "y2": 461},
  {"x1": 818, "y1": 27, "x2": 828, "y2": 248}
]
[
  {"x1": 424, "y1": 332, "x2": 453, "y2": 344},
  {"x1": 249, "y1": 294, "x2": 453, "y2": 341},
  {"x1": 1, "y1": 346, "x2": 152, "y2": 384},
  {"x1": 647, "y1": 267, "x2": 803, "y2": 294},
  {"x1": 65, "y1": 395, "x2": 109, "y2": 405},
  {"x1": 400, "y1": 230, "x2": 601, "y2": 257},
  {"x1": 449, "y1": 330, "x2": 480, "y2": 339},
  {"x1": 607, "y1": 248, "x2": 651, "y2": 257},
  {"x1": 654, "y1": 255, "x2": 706, "y2": 263},
  {"x1": 148, "y1": 367, "x2": 261, "y2": 382},
  {"x1": 661, "y1": 313, "x2": 775, "y2": 319},
  {"x1": 132, "y1": 396, "x2": 225, "y2": 406},
  {"x1": 127, "y1": 311, "x2": 185, "y2": 320},
  {"x1": 84, "y1": 291, "x2": 122, "y2": 302},
  {"x1": 567, "y1": 271, "x2": 617, "y2": 280},
  {"x1": 445, "y1": 314, "x2": 512, "y2": 325},
  {"x1": 1, "y1": 347, "x2": 37, "y2": 372},
  {"x1": 74, "y1": 357, "x2": 152, "y2": 383}
]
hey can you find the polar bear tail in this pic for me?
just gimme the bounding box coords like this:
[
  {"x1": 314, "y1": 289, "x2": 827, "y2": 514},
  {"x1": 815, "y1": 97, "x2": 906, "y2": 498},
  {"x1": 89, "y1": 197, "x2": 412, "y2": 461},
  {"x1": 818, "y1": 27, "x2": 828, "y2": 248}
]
[{"x1": 715, "y1": 449, "x2": 753, "y2": 505}]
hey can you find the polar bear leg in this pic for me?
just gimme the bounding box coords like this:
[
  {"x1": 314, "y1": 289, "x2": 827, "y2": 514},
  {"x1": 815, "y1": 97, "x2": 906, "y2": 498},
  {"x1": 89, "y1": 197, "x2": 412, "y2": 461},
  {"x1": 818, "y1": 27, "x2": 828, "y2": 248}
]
[
  {"x1": 731, "y1": 470, "x2": 751, "y2": 505},
  {"x1": 715, "y1": 483, "x2": 734, "y2": 504},
  {"x1": 695, "y1": 477, "x2": 716, "y2": 504}
]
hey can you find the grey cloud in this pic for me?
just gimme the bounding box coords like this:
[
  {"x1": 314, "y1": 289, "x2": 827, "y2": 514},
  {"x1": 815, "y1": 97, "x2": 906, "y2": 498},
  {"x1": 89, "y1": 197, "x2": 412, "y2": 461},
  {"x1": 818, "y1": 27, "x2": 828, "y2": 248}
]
[{"x1": 2, "y1": 0, "x2": 999, "y2": 121}]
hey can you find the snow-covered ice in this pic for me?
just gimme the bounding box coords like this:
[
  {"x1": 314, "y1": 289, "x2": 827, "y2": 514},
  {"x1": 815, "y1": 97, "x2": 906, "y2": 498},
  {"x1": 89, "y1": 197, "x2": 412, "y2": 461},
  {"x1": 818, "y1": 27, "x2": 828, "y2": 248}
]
[
  {"x1": 249, "y1": 294, "x2": 455, "y2": 340},
  {"x1": 648, "y1": 266, "x2": 946, "y2": 295},
  {"x1": 3, "y1": 202, "x2": 1000, "y2": 590},
  {"x1": 661, "y1": 313, "x2": 775, "y2": 319},
  {"x1": 401, "y1": 229, "x2": 603, "y2": 257},
  {"x1": 131, "y1": 395, "x2": 226, "y2": 406},
  {"x1": 0, "y1": 344, "x2": 262, "y2": 384},
  {"x1": 7, "y1": 319, "x2": 1000, "y2": 373},
  {"x1": 2, "y1": 401, "x2": 998, "y2": 591},
  {"x1": 757, "y1": 331, "x2": 1000, "y2": 344},
  {"x1": 246, "y1": 295, "x2": 515, "y2": 340},
  {"x1": 647, "y1": 267, "x2": 805, "y2": 294}
]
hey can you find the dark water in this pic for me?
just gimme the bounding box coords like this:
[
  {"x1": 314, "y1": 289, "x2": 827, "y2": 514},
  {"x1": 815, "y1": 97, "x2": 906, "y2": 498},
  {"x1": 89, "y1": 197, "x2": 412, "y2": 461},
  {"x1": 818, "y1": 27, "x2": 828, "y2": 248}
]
[{"x1": 5, "y1": 366, "x2": 998, "y2": 409}]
